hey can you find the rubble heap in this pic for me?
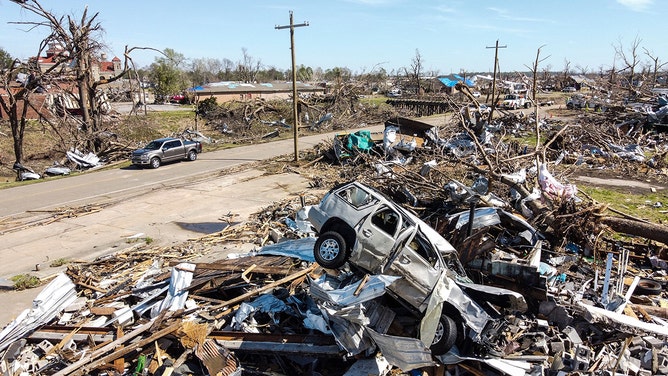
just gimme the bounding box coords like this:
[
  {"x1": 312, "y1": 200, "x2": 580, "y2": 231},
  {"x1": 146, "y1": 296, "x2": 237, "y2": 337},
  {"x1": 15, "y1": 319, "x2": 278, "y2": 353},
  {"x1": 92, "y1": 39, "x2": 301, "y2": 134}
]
[{"x1": 2, "y1": 90, "x2": 668, "y2": 375}]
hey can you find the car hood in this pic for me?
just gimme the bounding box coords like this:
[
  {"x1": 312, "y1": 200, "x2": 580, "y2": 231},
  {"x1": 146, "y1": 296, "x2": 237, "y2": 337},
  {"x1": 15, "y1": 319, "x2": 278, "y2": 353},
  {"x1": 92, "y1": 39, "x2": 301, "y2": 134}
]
[{"x1": 132, "y1": 148, "x2": 152, "y2": 155}]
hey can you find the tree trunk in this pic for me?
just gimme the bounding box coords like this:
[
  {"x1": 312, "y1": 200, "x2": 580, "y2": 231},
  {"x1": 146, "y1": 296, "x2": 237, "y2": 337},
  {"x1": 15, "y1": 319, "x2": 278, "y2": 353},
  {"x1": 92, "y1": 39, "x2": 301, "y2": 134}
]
[
  {"x1": 600, "y1": 216, "x2": 668, "y2": 247},
  {"x1": 10, "y1": 117, "x2": 24, "y2": 164}
]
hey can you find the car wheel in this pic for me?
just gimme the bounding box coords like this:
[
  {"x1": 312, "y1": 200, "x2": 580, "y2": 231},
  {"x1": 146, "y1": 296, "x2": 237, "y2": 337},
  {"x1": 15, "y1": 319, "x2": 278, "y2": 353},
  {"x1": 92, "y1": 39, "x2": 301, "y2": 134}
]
[
  {"x1": 430, "y1": 315, "x2": 458, "y2": 355},
  {"x1": 187, "y1": 150, "x2": 197, "y2": 161},
  {"x1": 313, "y1": 231, "x2": 348, "y2": 269},
  {"x1": 150, "y1": 157, "x2": 161, "y2": 169}
]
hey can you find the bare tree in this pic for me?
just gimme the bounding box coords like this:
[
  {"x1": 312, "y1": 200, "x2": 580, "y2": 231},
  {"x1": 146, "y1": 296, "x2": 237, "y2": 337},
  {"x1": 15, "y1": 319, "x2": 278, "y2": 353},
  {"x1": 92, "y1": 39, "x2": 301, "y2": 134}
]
[
  {"x1": 614, "y1": 35, "x2": 643, "y2": 91},
  {"x1": 575, "y1": 64, "x2": 589, "y2": 76},
  {"x1": 643, "y1": 47, "x2": 668, "y2": 88},
  {"x1": 524, "y1": 46, "x2": 549, "y2": 148},
  {"x1": 0, "y1": 58, "x2": 33, "y2": 168},
  {"x1": 5, "y1": 0, "x2": 162, "y2": 167},
  {"x1": 220, "y1": 58, "x2": 234, "y2": 81},
  {"x1": 10, "y1": 0, "x2": 139, "y2": 152},
  {"x1": 541, "y1": 64, "x2": 551, "y2": 83},
  {"x1": 562, "y1": 59, "x2": 571, "y2": 86},
  {"x1": 410, "y1": 49, "x2": 423, "y2": 96},
  {"x1": 0, "y1": 3, "x2": 74, "y2": 169},
  {"x1": 597, "y1": 65, "x2": 606, "y2": 79},
  {"x1": 189, "y1": 57, "x2": 223, "y2": 86},
  {"x1": 238, "y1": 48, "x2": 262, "y2": 83}
]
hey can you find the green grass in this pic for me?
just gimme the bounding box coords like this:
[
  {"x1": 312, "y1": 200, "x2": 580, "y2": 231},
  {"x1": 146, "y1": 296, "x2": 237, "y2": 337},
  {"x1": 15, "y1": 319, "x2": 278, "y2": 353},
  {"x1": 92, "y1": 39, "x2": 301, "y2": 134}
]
[
  {"x1": 11, "y1": 274, "x2": 42, "y2": 290},
  {"x1": 360, "y1": 95, "x2": 390, "y2": 106},
  {"x1": 49, "y1": 258, "x2": 70, "y2": 267},
  {"x1": 580, "y1": 186, "x2": 668, "y2": 223}
]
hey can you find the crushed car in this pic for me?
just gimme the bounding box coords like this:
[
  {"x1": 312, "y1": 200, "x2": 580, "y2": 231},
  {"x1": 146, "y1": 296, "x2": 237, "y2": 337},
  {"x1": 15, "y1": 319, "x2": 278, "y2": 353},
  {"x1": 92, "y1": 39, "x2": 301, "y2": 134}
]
[{"x1": 304, "y1": 181, "x2": 527, "y2": 356}]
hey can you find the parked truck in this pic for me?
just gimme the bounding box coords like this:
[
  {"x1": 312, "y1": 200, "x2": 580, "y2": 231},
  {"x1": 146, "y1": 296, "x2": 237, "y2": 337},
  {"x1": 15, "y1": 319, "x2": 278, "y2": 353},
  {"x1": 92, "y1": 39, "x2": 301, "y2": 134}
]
[
  {"x1": 497, "y1": 93, "x2": 533, "y2": 110},
  {"x1": 131, "y1": 137, "x2": 202, "y2": 169}
]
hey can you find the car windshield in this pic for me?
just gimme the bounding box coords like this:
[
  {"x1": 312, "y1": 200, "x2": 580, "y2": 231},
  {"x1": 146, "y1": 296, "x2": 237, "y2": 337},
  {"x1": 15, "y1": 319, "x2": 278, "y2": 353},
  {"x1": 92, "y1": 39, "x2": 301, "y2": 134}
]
[{"x1": 144, "y1": 141, "x2": 162, "y2": 150}]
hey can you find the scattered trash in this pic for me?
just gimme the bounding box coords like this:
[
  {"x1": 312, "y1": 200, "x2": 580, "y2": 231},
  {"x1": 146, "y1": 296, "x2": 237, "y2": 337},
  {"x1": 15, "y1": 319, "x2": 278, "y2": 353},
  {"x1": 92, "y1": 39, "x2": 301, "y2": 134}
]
[{"x1": 4, "y1": 92, "x2": 668, "y2": 374}]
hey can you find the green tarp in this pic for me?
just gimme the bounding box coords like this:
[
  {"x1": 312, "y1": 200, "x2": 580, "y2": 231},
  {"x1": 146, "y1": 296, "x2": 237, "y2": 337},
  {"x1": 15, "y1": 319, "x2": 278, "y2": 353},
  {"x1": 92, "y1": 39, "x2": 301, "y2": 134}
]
[{"x1": 346, "y1": 130, "x2": 373, "y2": 152}]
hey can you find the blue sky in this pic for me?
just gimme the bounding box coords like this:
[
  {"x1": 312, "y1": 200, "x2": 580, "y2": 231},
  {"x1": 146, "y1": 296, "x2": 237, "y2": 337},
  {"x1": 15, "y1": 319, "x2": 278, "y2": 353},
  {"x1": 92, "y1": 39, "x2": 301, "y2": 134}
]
[{"x1": 0, "y1": 0, "x2": 664, "y2": 76}]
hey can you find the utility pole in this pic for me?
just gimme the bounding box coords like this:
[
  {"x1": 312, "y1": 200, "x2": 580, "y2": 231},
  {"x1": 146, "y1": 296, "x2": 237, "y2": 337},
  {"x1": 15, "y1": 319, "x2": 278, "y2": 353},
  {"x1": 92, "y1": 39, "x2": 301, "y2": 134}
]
[
  {"x1": 275, "y1": 11, "x2": 309, "y2": 162},
  {"x1": 486, "y1": 40, "x2": 506, "y2": 121}
]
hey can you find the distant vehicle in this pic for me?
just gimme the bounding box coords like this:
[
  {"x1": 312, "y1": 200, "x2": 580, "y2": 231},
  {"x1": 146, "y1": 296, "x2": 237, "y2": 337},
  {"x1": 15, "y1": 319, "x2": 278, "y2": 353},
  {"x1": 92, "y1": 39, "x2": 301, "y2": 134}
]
[
  {"x1": 472, "y1": 91, "x2": 481, "y2": 98},
  {"x1": 461, "y1": 103, "x2": 491, "y2": 117},
  {"x1": 131, "y1": 137, "x2": 202, "y2": 169},
  {"x1": 306, "y1": 181, "x2": 526, "y2": 355},
  {"x1": 496, "y1": 94, "x2": 533, "y2": 110},
  {"x1": 566, "y1": 94, "x2": 608, "y2": 111},
  {"x1": 169, "y1": 94, "x2": 186, "y2": 103},
  {"x1": 386, "y1": 88, "x2": 402, "y2": 98},
  {"x1": 562, "y1": 86, "x2": 577, "y2": 92}
]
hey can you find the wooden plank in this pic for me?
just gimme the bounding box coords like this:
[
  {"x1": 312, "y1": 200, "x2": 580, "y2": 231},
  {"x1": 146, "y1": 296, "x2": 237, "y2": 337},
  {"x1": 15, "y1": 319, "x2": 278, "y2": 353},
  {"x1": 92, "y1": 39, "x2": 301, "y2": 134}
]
[
  {"x1": 66, "y1": 321, "x2": 182, "y2": 376},
  {"x1": 113, "y1": 326, "x2": 125, "y2": 373},
  {"x1": 212, "y1": 264, "x2": 316, "y2": 319},
  {"x1": 53, "y1": 320, "x2": 161, "y2": 376}
]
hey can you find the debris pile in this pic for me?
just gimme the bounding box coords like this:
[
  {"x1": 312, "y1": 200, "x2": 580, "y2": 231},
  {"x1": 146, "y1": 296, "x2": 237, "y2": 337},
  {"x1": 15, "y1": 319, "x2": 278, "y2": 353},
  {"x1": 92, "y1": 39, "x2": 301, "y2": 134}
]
[{"x1": 2, "y1": 90, "x2": 668, "y2": 375}]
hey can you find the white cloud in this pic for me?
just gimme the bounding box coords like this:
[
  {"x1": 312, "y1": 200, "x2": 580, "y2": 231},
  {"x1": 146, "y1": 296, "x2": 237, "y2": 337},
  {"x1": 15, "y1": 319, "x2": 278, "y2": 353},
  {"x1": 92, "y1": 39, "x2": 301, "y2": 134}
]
[{"x1": 617, "y1": 0, "x2": 654, "y2": 12}]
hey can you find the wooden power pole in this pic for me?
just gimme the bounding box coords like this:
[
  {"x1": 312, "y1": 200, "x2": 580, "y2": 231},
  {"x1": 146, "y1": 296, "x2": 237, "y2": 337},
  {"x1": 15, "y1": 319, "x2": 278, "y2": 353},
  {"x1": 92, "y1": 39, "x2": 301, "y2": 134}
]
[
  {"x1": 486, "y1": 40, "x2": 507, "y2": 122},
  {"x1": 275, "y1": 11, "x2": 309, "y2": 162}
]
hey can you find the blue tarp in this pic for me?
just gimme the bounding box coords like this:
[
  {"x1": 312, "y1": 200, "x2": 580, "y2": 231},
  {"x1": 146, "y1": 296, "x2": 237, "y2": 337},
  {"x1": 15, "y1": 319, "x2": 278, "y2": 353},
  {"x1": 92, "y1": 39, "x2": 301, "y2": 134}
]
[{"x1": 439, "y1": 75, "x2": 474, "y2": 88}]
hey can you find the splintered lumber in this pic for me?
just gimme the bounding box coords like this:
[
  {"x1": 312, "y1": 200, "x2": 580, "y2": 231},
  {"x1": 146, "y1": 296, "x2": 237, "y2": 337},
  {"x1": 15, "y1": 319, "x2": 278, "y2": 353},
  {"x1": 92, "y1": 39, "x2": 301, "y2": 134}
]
[
  {"x1": 188, "y1": 261, "x2": 292, "y2": 275},
  {"x1": 212, "y1": 263, "x2": 317, "y2": 319},
  {"x1": 54, "y1": 320, "x2": 181, "y2": 376}
]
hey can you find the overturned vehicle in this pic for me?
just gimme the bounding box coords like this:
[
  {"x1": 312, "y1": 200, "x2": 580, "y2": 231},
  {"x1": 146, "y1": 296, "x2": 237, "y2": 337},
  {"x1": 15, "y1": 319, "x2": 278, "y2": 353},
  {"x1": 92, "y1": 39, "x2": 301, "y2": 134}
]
[{"x1": 304, "y1": 181, "x2": 527, "y2": 358}]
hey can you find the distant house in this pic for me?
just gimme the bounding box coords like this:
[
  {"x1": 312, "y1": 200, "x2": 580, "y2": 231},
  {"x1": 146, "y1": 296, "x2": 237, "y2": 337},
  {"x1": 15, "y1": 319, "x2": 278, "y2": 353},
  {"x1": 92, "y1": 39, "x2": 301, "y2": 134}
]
[
  {"x1": 435, "y1": 74, "x2": 476, "y2": 95},
  {"x1": 94, "y1": 54, "x2": 123, "y2": 81},
  {"x1": 564, "y1": 75, "x2": 595, "y2": 91},
  {"x1": 189, "y1": 81, "x2": 325, "y2": 103},
  {"x1": 31, "y1": 43, "x2": 124, "y2": 83}
]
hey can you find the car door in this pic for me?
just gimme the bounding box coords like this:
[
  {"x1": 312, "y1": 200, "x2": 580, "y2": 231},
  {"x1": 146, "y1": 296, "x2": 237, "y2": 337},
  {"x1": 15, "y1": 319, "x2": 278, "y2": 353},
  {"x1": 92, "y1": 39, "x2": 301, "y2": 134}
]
[
  {"x1": 162, "y1": 140, "x2": 182, "y2": 162},
  {"x1": 385, "y1": 227, "x2": 443, "y2": 310},
  {"x1": 351, "y1": 205, "x2": 403, "y2": 274}
]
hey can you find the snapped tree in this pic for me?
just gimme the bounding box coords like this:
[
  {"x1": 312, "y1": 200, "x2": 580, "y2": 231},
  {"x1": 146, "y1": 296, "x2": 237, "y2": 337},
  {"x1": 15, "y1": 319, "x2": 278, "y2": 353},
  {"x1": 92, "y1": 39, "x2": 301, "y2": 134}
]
[{"x1": 3, "y1": 0, "x2": 148, "y2": 172}]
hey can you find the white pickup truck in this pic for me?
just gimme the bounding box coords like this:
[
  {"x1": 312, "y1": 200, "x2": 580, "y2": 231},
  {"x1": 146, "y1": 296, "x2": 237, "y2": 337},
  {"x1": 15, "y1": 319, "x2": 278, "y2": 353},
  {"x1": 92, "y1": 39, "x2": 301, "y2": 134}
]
[{"x1": 497, "y1": 94, "x2": 533, "y2": 110}]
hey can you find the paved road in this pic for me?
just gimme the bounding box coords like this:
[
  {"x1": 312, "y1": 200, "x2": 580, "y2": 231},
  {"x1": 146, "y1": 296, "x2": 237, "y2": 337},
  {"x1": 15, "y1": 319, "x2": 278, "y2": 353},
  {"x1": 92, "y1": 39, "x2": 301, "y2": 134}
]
[
  {"x1": 0, "y1": 128, "x2": 366, "y2": 218},
  {"x1": 0, "y1": 122, "x2": 388, "y2": 326}
]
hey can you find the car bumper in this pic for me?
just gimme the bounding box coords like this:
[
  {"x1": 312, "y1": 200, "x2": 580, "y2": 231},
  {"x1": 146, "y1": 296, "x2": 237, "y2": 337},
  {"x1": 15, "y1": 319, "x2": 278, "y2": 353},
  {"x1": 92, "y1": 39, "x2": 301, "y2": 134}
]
[
  {"x1": 131, "y1": 158, "x2": 150, "y2": 165},
  {"x1": 307, "y1": 206, "x2": 328, "y2": 233}
]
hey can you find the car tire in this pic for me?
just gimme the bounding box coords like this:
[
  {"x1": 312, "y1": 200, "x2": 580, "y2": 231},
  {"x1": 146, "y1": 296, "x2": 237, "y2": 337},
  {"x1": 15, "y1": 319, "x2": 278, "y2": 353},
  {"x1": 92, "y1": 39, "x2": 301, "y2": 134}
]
[
  {"x1": 633, "y1": 278, "x2": 663, "y2": 296},
  {"x1": 313, "y1": 231, "x2": 348, "y2": 269},
  {"x1": 431, "y1": 315, "x2": 458, "y2": 355},
  {"x1": 187, "y1": 150, "x2": 197, "y2": 161},
  {"x1": 149, "y1": 157, "x2": 161, "y2": 169}
]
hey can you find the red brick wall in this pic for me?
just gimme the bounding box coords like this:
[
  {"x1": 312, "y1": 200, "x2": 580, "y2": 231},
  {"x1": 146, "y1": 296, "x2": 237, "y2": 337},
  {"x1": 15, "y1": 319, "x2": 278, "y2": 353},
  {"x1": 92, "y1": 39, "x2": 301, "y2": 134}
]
[{"x1": 0, "y1": 92, "x2": 52, "y2": 120}]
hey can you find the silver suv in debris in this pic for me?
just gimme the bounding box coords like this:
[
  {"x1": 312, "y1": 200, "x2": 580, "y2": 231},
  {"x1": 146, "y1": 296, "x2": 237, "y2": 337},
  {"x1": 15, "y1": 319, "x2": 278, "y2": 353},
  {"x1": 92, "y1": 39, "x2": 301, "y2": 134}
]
[{"x1": 307, "y1": 181, "x2": 526, "y2": 355}]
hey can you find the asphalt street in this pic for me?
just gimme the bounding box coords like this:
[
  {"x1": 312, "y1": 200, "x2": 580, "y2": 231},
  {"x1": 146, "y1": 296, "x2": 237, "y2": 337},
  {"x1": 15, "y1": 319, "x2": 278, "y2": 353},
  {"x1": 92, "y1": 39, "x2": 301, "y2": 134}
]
[{"x1": 0, "y1": 120, "x2": 388, "y2": 326}]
